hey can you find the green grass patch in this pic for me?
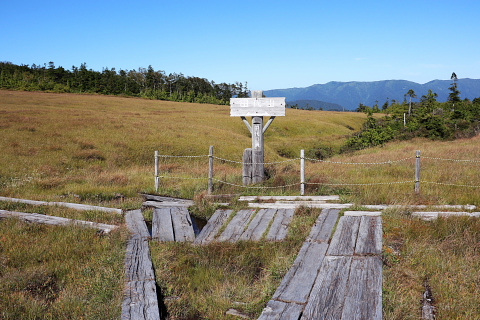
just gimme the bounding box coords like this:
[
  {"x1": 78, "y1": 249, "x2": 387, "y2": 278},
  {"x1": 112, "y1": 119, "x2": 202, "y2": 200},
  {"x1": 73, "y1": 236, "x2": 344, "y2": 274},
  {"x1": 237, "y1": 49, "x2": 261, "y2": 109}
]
[
  {"x1": 0, "y1": 217, "x2": 129, "y2": 320},
  {"x1": 382, "y1": 209, "x2": 480, "y2": 319}
]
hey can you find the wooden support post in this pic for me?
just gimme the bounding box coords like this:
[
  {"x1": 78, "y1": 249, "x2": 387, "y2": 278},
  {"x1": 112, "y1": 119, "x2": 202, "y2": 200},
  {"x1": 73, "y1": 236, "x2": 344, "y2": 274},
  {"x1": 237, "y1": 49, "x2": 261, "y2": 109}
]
[
  {"x1": 208, "y1": 146, "x2": 214, "y2": 194},
  {"x1": 301, "y1": 149, "x2": 305, "y2": 196},
  {"x1": 263, "y1": 116, "x2": 276, "y2": 133},
  {"x1": 154, "y1": 151, "x2": 160, "y2": 192},
  {"x1": 415, "y1": 150, "x2": 421, "y2": 194},
  {"x1": 252, "y1": 90, "x2": 265, "y2": 184},
  {"x1": 243, "y1": 148, "x2": 253, "y2": 185}
]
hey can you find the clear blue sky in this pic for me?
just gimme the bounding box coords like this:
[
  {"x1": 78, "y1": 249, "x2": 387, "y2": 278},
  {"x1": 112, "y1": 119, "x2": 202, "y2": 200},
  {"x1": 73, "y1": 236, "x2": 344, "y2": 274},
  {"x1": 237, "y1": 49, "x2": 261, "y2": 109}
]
[{"x1": 2, "y1": 0, "x2": 479, "y2": 91}]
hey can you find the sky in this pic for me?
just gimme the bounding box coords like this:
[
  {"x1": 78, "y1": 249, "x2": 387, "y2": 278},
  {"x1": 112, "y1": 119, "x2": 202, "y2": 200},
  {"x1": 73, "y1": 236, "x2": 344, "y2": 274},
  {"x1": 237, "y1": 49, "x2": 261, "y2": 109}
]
[{"x1": 1, "y1": 0, "x2": 480, "y2": 91}]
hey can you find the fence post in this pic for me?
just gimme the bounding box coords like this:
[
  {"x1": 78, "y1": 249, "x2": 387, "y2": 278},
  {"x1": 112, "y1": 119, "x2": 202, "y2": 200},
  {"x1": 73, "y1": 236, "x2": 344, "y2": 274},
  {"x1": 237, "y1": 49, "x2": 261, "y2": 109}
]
[
  {"x1": 243, "y1": 148, "x2": 253, "y2": 185},
  {"x1": 154, "y1": 151, "x2": 160, "y2": 192},
  {"x1": 415, "y1": 150, "x2": 421, "y2": 194},
  {"x1": 208, "y1": 146, "x2": 214, "y2": 194},
  {"x1": 300, "y1": 149, "x2": 305, "y2": 196}
]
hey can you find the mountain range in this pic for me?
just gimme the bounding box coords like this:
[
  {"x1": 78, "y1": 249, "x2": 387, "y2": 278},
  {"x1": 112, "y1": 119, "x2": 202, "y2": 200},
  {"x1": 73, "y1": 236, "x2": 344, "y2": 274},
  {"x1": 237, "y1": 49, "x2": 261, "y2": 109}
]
[{"x1": 264, "y1": 79, "x2": 480, "y2": 111}]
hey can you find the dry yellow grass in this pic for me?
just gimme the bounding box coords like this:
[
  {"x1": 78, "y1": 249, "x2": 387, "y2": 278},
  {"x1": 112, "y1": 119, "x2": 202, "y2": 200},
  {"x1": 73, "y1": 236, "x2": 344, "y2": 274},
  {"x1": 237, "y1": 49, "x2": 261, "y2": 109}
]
[
  {"x1": 2, "y1": 90, "x2": 480, "y2": 205},
  {"x1": 0, "y1": 90, "x2": 367, "y2": 202}
]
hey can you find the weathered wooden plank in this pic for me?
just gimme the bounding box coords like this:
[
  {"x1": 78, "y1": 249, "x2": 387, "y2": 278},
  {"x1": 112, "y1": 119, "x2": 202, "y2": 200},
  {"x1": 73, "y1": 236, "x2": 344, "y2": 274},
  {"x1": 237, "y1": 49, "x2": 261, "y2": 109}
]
[
  {"x1": 240, "y1": 209, "x2": 276, "y2": 241},
  {"x1": 125, "y1": 210, "x2": 150, "y2": 238},
  {"x1": 139, "y1": 193, "x2": 193, "y2": 204},
  {"x1": 412, "y1": 212, "x2": 438, "y2": 221},
  {"x1": 413, "y1": 211, "x2": 480, "y2": 220},
  {"x1": 273, "y1": 242, "x2": 329, "y2": 304},
  {"x1": 344, "y1": 211, "x2": 382, "y2": 216},
  {"x1": 0, "y1": 196, "x2": 122, "y2": 214},
  {"x1": 122, "y1": 280, "x2": 160, "y2": 320},
  {"x1": 327, "y1": 216, "x2": 361, "y2": 256},
  {"x1": 364, "y1": 204, "x2": 477, "y2": 210},
  {"x1": 340, "y1": 256, "x2": 383, "y2": 320},
  {"x1": 276, "y1": 200, "x2": 326, "y2": 205},
  {"x1": 238, "y1": 195, "x2": 340, "y2": 202},
  {"x1": 171, "y1": 207, "x2": 195, "y2": 242},
  {"x1": 257, "y1": 300, "x2": 304, "y2": 320},
  {"x1": 143, "y1": 200, "x2": 192, "y2": 208},
  {"x1": 0, "y1": 210, "x2": 117, "y2": 233},
  {"x1": 301, "y1": 256, "x2": 352, "y2": 320},
  {"x1": 355, "y1": 216, "x2": 382, "y2": 255},
  {"x1": 266, "y1": 209, "x2": 295, "y2": 241},
  {"x1": 217, "y1": 209, "x2": 256, "y2": 242},
  {"x1": 307, "y1": 208, "x2": 340, "y2": 243},
  {"x1": 248, "y1": 203, "x2": 353, "y2": 209},
  {"x1": 124, "y1": 237, "x2": 156, "y2": 282},
  {"x1": 194, "y1": 209, "x2": 233, "y2": 245},
  {"x1": 152, "y1": 208, "x2": 174, "y2": 241}
]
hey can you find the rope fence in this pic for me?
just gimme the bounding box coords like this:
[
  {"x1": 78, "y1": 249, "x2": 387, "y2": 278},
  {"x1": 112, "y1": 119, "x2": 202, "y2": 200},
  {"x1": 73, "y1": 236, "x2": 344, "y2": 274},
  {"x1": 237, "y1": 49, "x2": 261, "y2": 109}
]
[{"x1": 154, "y1": 147, "x2": 480, "y2": 195}]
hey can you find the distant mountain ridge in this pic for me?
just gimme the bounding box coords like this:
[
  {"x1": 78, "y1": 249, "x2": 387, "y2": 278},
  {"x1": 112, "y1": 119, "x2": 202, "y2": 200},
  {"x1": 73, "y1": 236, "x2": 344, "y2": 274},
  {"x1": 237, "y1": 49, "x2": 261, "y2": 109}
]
[
  {"x1": 287, "y1": 99, "x2": 344, "y2": 111},
  {"x1": 265, "y1": 79, "x2": 480, "y2": 110}
]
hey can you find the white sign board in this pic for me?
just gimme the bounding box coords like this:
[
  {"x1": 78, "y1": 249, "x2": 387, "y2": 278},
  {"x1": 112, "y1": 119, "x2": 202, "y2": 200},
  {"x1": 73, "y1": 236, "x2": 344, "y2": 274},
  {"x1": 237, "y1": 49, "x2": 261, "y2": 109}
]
[{"x1": 230, "y1": 97, "x2": 286, "y2": 117}]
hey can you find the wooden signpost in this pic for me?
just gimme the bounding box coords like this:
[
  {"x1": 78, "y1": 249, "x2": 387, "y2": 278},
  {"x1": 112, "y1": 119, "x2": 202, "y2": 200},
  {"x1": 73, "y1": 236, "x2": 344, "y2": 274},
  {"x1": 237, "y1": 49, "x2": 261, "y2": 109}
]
[{"x1": 230, "y1": 90, "x2": 286, "y2": 185}]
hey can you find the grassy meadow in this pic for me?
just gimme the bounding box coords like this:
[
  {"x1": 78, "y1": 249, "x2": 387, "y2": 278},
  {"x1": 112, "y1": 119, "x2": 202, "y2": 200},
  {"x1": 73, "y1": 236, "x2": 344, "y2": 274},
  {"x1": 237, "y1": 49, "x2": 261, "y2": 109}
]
[{"x1": 1, "y1": 90, "x2": 480, "y2": 319}]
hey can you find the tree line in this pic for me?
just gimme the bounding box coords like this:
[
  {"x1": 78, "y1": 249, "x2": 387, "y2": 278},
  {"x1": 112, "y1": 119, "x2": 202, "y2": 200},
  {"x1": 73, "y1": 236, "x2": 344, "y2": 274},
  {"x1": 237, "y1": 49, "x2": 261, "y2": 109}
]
[
  {"x1": 0, "y1": 61, "x2": 249, "y2": 104},
  {"x1": 344, "y1": 73, "x2": 480, "y2": 151}
]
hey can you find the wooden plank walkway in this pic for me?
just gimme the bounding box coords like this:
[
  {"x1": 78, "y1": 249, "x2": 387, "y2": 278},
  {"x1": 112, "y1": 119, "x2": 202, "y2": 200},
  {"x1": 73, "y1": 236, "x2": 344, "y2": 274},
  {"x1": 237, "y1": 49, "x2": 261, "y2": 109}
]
[
  {"x1": 194, "y1": 209, "x2": 233, "y2": 245},
  {"x1": 0, "y1": 209, "x2": 118, "y2": 233},
  {"x1": 195, "y1": 208, "x2": 296, "y2": 244},
  {"x1": 122, "y1": 210, "x2": 161, "y2": 320},
  {"x1": 151, "y1": 207, "x2": 195, "y2": 242},
  {"x1": 259, "y1": 211, "x2": 383, "y2": 320}
]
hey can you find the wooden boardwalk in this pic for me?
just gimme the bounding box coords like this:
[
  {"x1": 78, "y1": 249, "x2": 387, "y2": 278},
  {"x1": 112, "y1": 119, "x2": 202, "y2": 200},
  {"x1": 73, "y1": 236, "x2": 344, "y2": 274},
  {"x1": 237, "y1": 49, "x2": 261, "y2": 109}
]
[
  {"x1": 122, "y1": 209, "x2": 161, "y2": 320},
  {"x1": 259, "y1": 210, "x2": 383, "y2": 320},
  {"x1": 194, "y1": 208, "x2": 296, "y2": 244},
  {"x1": 151, "y1": 207, "x2": 195, "y2": 242}
]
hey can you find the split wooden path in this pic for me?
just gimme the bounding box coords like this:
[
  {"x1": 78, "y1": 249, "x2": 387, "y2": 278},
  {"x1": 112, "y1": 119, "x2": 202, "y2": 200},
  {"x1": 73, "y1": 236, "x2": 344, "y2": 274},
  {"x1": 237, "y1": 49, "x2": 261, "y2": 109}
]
[
  {"x1": 258, "y1": 210, "x2": 383, "y2": 320},
  {"x1": 122, "y1": 209, "x2": 161, "y2": 320},
  {"x1": 194, "y1": 208, "x2": 295, "y2": 244},
  {"x1": 6, "y1": 195, "x2": 479, "y2": 320}
]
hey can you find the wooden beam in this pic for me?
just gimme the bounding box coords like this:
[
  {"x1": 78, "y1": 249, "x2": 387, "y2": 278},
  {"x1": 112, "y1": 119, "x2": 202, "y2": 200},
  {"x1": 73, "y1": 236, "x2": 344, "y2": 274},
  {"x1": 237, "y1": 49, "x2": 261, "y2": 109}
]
[
  {"x1": 152, "y1": 208, "x2": 174, "y2": 241},
  {"x1": 239, "y1": 208, "x2": 276, "y2": 241},
  {"x1": 217, "y1": 209, "x2": 255, "y2": 242},
  {"x1": 171, "y1": 207, "x2": 195, "y2": 242},
  {"x1": 273, "y1": 241, "x2": 329, "y2": 304},
  {"x1": 125, "y1": 210, "x2": 150, "y2": 238},
  {"x1": 263, "y1": 116, "x2": 276, "y2": 133},
  {"x1": 266, "y1": 209, "x2": 295, "y2": 241},
  {"x1": 248, "y1": 202, "x2": 352, "y2": 209},
  {"x1": 0, "y1": 210, "x2": 117, "y2": 233},
  {"x1": 238, "y1": 195, "x2": 340, "y2": 201},
  {"x1": 301, "y1": 256, "x2": 353, "y2": 319},
  {"x1": 355, "y1": 216, "x2": 382, "y2": 255},
  {"x1": 194, "y1": 209, "x2": 233, "y2": 245},
  {"x1": 258, "y1": 300, "x2": 304, "y2": 320},
  {"x1": 0, "y1": 196, "x2": 122, "y2": 214},
  {"x1": 122, "y1": 280, "x2": 161, "y2": 320},
  {"x1": 326, "y1": 216, "x2": 360, "y2": 256},
  {"x1": 240, "y1": 116, "x2": 252, "y2": 133},
  {"x1": 340, "y1": 257, "x2": 383, "y2": 320},
  {"x1": 306, "y1": 209, "x2": 340, "y2": 243}
]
